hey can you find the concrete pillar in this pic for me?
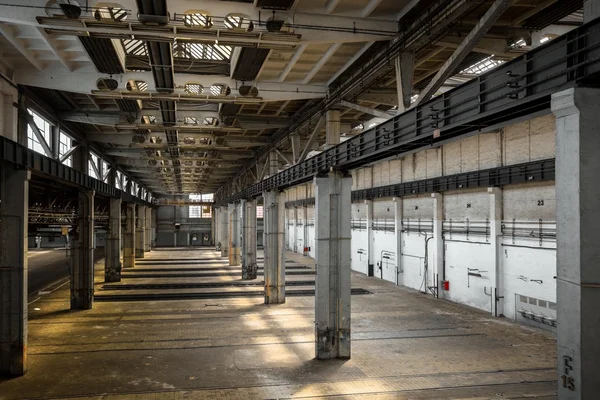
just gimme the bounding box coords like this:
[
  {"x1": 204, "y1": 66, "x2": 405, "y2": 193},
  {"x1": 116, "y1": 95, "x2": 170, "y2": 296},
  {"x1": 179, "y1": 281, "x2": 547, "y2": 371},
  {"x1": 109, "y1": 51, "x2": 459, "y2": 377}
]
[
  {"x1": 123, "y1": 203, "x2": 136, "y2": 268},
  {"x1": 269, "y1": 151, "x2": 279, "y2": 176},
  {"x1": 16, "y1": 103, "x2": 28, "y2": 146},
  {"x1": 135, "y1": 205, "x2": 146, "y2": 258},
  {"x1": 214, "y1": 207, "x2": 220, "y2": 250},
  {"x1": 228, "y1": 203, "x2": 240, "y2": 266},
  {"x1": 552, "y1": 87, "x2": 600, "y2": 399},
  {"x1": 263, "y1": 190, "x2": 285, "y2": 304},
  {"x1": 291, "y1": 133, "x2": 301, "y2": 163},
  {"x1": 1, "y1": 81, "x2": 18, "y2": 142},
  {"x1": 302, "y1": 205, "x2": 309, "y2": 255},
  {"x1": 365, "y1": 200, "x2": 373, "y2": 276},
  {"x1": 151, "y1": 208, "x2": 156, "y2": 247},
  {"x1": 314, "y1": 171, "x2": 352, "y2": 359},
  {"x1": 220, "y1": 206, "x2": 229, "y2": 257},
  {"x1": 584, "y1": 0, "x2": 600, "y2": 23},
  {"x1": 0, "y1": 165, "x2": 29, "y2": 376},
  {"x1": 325, "y1": 109, "x2": 340, "y2": 149},
  {"x1": 71, "y1": 190, "x2": 94, "y2": 310},
  {"x1": 395, "y1": 51, "x2": 415, "y2": 112},
  {"x1": 144, "y1": 206, "x2": 151, "y2": 252},
  {"x1": 241, "y1": 199, "x2": 258, "y2": 280},
  {"x1": 211, "y1": 207, "x2": 216, "y2": 246},
  {"x1": 72, "y1": 145, "x2": 90, "y2": 174},
  {"x1": 293, "y1": 206, "x2": 299, "y2": 252},
  {"x1": 105, "y1": 197, "x2": 122, "y2": 282},
  {"x1": 432, "y1": 193, "x2": 444, "y2": 298},
  {"x1": 393, "y1": 197, "x2": 403, "y2": 286},
  {"x1": 488, "y1": 187, "x2": 503, "y2": 316}
]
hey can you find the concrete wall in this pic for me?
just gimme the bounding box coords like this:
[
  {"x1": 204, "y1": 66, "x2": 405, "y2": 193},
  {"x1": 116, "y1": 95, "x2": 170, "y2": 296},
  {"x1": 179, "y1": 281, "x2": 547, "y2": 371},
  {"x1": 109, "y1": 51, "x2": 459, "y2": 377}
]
[
  {"x1": 284, "y1": 115, "x2": 557, "y2": 331},
  {"x1": 156, "y1": 205, "x2": 213, "y2": 247},
  {"x1": 155, "y1": 204, "x2": 264, "y2": 247}
]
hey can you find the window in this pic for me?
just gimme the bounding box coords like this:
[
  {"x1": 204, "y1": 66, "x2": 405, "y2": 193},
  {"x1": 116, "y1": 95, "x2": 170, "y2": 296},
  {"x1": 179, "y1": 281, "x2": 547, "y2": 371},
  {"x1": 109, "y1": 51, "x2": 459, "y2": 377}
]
[
  {"x1": 189, "y1": 193, "x2": 213, "y2": 219},
  {"x1": 102, "y1": 160, "x2": 110, "y2": 182},
  {"x1": 189, "y1": 205, "x2": 202, "y2": 218},
  {"x1": 58, "y1": 131, "x2": 72, "y2": 167},
  {"x1": 122, "y1": 39, "x2": 147, "y2": 56},
  {"x1": 95, "y1": 7, "x2": 128, "y2": 21},
  {"x1": 173, "y1": 39, "x2": 232, "y2": 61},
  {"x1": 257, "y1": 205, "x2": 264, "y2": 218},
  {"x1": 185, "y1": 83, "x2": 204, "y2": 95},
  {"x1": 460, "y1": 55, "x2": 504, "y2": 75},
  {"x1": 27, "y1": 110, "x2": 51, "y2": 156},
  {"x1": 116, "y1": 170, "x2": 123, "y2": 189},
  {"x1": 89, "y1": 153, "x2": 100, "y2": 179}
]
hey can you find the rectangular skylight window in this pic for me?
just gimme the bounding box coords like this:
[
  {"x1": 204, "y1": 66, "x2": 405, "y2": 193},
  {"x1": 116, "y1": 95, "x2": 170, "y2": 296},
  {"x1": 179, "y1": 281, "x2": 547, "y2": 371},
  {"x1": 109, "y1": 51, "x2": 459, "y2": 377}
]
[
  {"x1": 460, "y1": 55, "x2": 504, "y2": 75},
  {"x1": 174, "y1": 40, "x2": 232, "y2": 61},
  {"x1": 122, "y1": 39, "x2": 147, "y2": 56}
]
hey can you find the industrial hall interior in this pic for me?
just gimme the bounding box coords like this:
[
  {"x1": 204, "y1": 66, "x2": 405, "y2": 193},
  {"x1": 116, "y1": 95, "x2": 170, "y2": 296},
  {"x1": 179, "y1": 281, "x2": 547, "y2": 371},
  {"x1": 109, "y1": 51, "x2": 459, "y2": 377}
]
[{"x1": 0, "y1": 0, "x2": 598, "y2": 399}]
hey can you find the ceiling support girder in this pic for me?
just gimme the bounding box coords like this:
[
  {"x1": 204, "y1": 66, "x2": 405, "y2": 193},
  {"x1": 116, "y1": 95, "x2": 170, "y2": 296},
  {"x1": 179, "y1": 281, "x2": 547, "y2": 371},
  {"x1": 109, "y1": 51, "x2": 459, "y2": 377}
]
[
  {"x1": 298, "y1": 115, "x2": 325, "y2": 164},
  {"x1": 15, "y1": 69, "x2": 329, "y2": 102},
  {"x1": 395, "y1": 51, "x2": 415, "y2": 112},
  {"x1": 414, "y1": 0, "x2": 515, "y2": 106},
  {"x1": 339, "y1": 100, "x2": 391, "y2": 119}
]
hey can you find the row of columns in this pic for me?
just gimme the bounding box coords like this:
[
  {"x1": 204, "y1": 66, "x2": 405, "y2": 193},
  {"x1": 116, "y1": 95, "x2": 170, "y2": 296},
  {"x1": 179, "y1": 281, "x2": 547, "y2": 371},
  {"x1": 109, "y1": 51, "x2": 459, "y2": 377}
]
[
  {"x1": 216, "y1": 171, "x2": 351, "y2": 359},
  {"x1": 0, "y1": 162, "x2": 155, "y2": 375}
]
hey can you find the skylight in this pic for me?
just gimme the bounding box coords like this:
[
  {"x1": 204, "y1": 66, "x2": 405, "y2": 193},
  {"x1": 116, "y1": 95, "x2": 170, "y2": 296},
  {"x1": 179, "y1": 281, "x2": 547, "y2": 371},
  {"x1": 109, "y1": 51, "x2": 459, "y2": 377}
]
[
  {"x1": 185, "y1": 83, "x2": 204, "y2": 95},
  {"x1": 174, "y1": 39, "x2": 232, "y2": 61},
  {"x1": 183, "y1": 13, "x2": 212, "y2": 28},
  {"x1": 122, "y1": 39, "x2": 147, "y2": 56},
  {"x1": 95, "y1": 7, "x2": 128, "y2": 22},
  {"x1": 460, "y1": 55, "x2": 504, "y2": 75}
]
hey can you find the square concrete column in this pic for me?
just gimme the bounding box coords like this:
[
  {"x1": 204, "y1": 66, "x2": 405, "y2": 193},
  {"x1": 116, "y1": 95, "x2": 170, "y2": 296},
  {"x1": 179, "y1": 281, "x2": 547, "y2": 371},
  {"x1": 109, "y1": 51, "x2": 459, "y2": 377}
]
[
  {"x1": 393, "y1": 197, "x2": 403, "y2": 286},
  {"x1": 151, "y1": 208, "x2": 156, "y2": 247},
  {"x1": 241, "y1": 199, "x2": 258, "y2": 280},
  {"x1": 365, "y1": 200, "x2": 373, "y2": 276},
  {"x1": 302, "y1": 205, "x2": 309, "y2": 256},
  {"x1": 144, "y1": 206, "x2": 152, "y2": 252},
  {"x1": 104, "y1": 197, "x2": 122, "y2": 282},
  {"x1": 228, "y1": 203, "x2": 240, "y2": 266},
  {"x1": 135, "y1": 205, "x2": 146, "y2": 258},
  {"x1": 552, "y1": 87, "x2": 600, "y2": 398},
  {"x1": 214, "y1": 207, "x2": 220, "y2": 250},
  {"x1": 220, "y1": 206, "x2": 229, "y2": 257},
  {"x1": 432, "y1": 193, "x2": 444, "y2": 298},
  {"x1": 488, "y1": 187, "x2": 503, "y2": 316},
  {"x1": 0, "y1": 165, "x2": 30, "y2": 376},
  {"x1": 263, "y1": 190, "x2": 285, "y2": 304},
  {"x1": 71, "y1": 190, "x2": 94, "y2": 310},
  {"x1": 210, "y1": 207, "x2": 218, "y2": 246},
  {"x1": 123, "y1": 203, "x2": 136, "y2": 268},
  {"x1": 325, "y1": 109, "x2": 341, "y2": 149},
  {"x1": 314, "y1": 171, "x2": 352, "y2": 359}
]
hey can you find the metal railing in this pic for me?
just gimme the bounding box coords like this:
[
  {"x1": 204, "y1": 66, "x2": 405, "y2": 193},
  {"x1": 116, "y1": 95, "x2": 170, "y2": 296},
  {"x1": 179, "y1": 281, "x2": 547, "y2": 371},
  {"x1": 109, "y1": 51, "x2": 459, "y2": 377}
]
[{"x1": 216, "y1": 17, "x2": 600, "y2": 205}]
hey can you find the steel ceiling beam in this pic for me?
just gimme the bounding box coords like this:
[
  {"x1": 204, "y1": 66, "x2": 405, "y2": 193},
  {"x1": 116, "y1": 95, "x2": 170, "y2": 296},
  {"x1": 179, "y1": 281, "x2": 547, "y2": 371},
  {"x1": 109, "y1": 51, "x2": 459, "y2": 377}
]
[
  {"x1": 414, "y1": 0, "x2": 516, "y2": 105},
  {"x1": 15, "y1": 67, "x2": 329, "y2": 101},
  {"x1": 339, "y1": 100, "x2": 391, "y2": 119}
]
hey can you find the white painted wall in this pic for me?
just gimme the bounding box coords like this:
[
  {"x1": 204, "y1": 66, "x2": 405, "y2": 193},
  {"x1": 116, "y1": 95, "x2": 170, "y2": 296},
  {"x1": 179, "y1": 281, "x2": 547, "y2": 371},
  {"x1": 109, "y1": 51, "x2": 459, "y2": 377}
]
[
  {"x1": 350, "y1": 202, "x2": 369, "y2": 274},
  {"x1": 282, "y1": 115, "x2": 557, "y2": 331}
]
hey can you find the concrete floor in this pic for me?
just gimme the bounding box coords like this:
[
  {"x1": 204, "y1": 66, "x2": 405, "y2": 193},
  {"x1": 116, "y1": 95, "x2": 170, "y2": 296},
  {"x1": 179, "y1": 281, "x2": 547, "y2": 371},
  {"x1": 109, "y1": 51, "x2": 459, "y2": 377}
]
[
  {"x1": 28, "y1": 247, "x2": 105, "y2": 299},
  {"x1": 0, "y1": 248, "x2": 557, "y2": 399}
]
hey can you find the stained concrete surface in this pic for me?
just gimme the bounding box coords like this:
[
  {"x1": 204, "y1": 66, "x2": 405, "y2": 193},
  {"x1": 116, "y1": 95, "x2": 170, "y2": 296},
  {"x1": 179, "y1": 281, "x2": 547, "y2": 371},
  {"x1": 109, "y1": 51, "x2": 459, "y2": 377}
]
[{"x1": 0, "y1": 248, "x2": 557, "y2": 399}]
